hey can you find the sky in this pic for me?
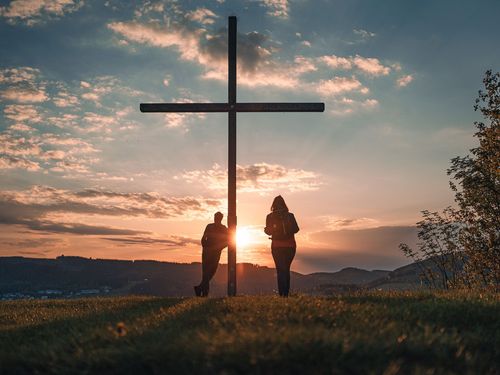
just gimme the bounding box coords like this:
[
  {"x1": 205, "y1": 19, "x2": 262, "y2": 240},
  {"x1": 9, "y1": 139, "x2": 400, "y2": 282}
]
[{"x1": 0, "y1": 0, "x2": 498, "y2": 273}]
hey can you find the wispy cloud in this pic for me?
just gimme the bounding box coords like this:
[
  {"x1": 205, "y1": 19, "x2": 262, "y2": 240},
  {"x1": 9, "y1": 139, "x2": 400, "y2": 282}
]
[
  {"x1": 0, "y1": 185, "x2": 223, "y2": 236},
  {"x1": 316, "y1": 76, "x2": 368, "y2": 97},
  {"x1": 319, "y1": 54, "x2": 391, "y2": 77},
  {"x1": 102, "y1": 235, "x2": 198, "y2": 247},
  {"x1": 0, "y1": 0, "x2": 84, "y2": 26},
  {"x1": 3, "y1": 104, "x2": 43, "y2": 123},
  {"x1": 353, "y1": 28, "x2": 376, "y2": 40},
  {"x1": 186, "y1": 8, "x2": 218, "y2": 25},
  {"x1": 321, "y1": 216, "x2": 380, "y2": 230},
  {"x1": 0, "y1": 131, "x2": 102, "y2": 174},
  {"x1": 178, "y1": 163, "x2": 322, "y2": 194},
  {"x1": 352, "y1": 55, "x2": 390, "y2": 76},
  {"x1": 329, "y1": 97, "x2": 379, "y2": 116},
  {"x1": 78, "y1": 76, "x2": 144, "y2": 110},
  {"x1": 0, "y1": 87, "x2": 48, "y2": 102},
  {"x1": 108, "y1": 20, "x2": 276, "y2": 87},
  {"x1": 162, "y1": 97, "x2": 207, "y2": 130},
  {"x1": 0, "y1": 67, "x2": 48, "y2": 103},
  {"x1": 53, "y1": 89, "x2": 79, "y2": 108},
  {"x1": 260, "y1": 0, "x2": 289, "y2": 19},
  {"x1": 396, "y1": 74, "x2": 414, "y2": 87},
  {"x1": 0, "y1": 155, "x2": 40, "y2": 171},
  {"x1": 1, "y1": 185, "x2": 222, "y2": 219}
]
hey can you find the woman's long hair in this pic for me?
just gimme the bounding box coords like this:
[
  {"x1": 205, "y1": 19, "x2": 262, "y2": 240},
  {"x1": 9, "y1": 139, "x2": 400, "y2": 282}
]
[{"x1": 271, "y1": 195, "x2": 289, "y2": 212}]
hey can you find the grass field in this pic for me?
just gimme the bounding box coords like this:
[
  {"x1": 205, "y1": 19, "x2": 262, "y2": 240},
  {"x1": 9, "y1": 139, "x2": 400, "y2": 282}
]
[{"x1": 1, "y1": 292, "x2": 499, "y2": 374}]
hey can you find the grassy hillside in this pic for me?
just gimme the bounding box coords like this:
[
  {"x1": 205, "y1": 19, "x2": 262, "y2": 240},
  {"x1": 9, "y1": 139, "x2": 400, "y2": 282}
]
[{"x1": 1, "y1": 292, "x2": 498, "y2": 374}]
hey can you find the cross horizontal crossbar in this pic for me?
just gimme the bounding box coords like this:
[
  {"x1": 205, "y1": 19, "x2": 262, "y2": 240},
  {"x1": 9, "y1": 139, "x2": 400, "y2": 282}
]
[{"x1": 140, "y1": 102, "x2": 325, "y2": 113}]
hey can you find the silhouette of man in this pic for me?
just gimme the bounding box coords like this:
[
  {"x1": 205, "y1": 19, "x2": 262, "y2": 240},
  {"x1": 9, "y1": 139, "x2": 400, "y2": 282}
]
[{"x1": 194, "y1": 212, "x2": 228, "y2": 297}]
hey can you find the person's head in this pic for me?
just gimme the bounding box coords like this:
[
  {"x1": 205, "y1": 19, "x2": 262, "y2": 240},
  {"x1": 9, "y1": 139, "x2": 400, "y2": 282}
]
[
  {"x1": 214, "y1": 211, "x2": 224, "y2": 224},
  {"x1": 270, "y1": 195, "x2": 289, "y2": 212}
]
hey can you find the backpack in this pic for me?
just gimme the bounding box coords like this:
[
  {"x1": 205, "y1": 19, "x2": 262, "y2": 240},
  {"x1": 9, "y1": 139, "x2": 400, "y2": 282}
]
[{"x1": 271, "y1": 212, "x2": 298, "y2": 240}]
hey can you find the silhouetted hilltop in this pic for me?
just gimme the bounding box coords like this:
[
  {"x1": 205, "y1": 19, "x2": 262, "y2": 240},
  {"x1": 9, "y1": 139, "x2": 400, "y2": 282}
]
[
  {"x1": 308, "y1": 268, "x2": 390, "y2": 285},
  {"x1": 0, "y1": 256, "x2": 427, "y2": 298}
]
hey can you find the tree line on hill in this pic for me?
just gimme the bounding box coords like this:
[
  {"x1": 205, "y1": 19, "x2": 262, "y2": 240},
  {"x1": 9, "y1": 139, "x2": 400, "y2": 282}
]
[
  {"x1": 400, "y1": 70, "x2": 499, "y2": 290},
  {"x1": 1, "y1": 255, "x2": 437, "y2": 299}
]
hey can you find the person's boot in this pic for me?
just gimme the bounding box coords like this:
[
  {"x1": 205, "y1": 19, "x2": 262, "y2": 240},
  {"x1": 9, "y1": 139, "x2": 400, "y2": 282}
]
[
  {"x1": 201, "y1": 285, "x2": 209, "y2": 297},
  {"x1": 194, "y1": 285, "x2": 202, "y2": 297}
]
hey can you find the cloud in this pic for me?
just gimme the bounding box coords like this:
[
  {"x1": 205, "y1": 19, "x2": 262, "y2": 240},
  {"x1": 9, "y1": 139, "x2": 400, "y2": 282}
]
[
  {"x1": 0, "y1": 133, "x2": 42, "y2": 157},
  {"x1": 9, "y1": 123, "x2": 34, "y2": 132},
  {"x1": 102, "y1": 235, "x2": 198, "y2": 247},
  {"x1": 80, "y1": 76, "x2": 115, "y2": 104},
  {"x1": 50, "y1": 158, "x2": 92, "y2": 173},
  {"x1": 0, "y1": 132, "x2": 99, "y2": 173},
  {"x1": 108, "y1": 20, "x2": 299, "y2": 89},
  {"x1": 79, "y1": 76, "x2": 142, "y2": 106},
  {"x1": 352, "y1": 55, "x2": 390, "y2": 76},
  {"x1": 46, "y1": 113, "x2": 79, "y2": 129},
  {"x1": 1, "y1": 185, "x2": 223, "y2": 219},
  {"x1": 353, "y1": 28, "x2": 376, "y2": 39},
  {"x1": 0, "y1": 185, "x2": 223, "y2": 236},
  {"x1": 0, "y1": 67, "x2": 48, "y2": 103},
  {"x1": 293, "y1": 56, "x2": 317, "y2": 74},
  {"x1": 397, "y1": 74, "x2": 414, "y2": 87},
  {"x1": 3, "y1": 104, "x2": 43, "y2": 123},
  {"x1": 110, "y1": 21, "x2": 270, "y2": 75},
  {"x1": 40, "y1": 134, "x2": 99, "y2": 154},
  {"x1": 81, "y1": 112, "x2": 117, "y2": 133},
  {"x1": 0, "y1": 155, "x2": 40, "y2": 171},
  {"x1": 0, "y1": 87, "x2": 48, "y2": 102},
  {"x1": 53, "y1": 90, "x2": 79, "y2": 107},
  {"x1": 260, "y1": 0, "x2": 289, "y2": 19},
  {"x1": 178, "y1": 163, "x2": 322, "y2": 193},
  {"x1": 310, "y1": 226, "x2": 417, "y2": 250},
  {"x1": 295, "y1": 247, "x2": 409, "y2": 273},
  {"x1": 294, "y1": 226, "x2": 418, "y2": 272},
  {"x1": 163, "y1": 74, "x2": 172, "y2": 87},
  {"x1": 318, "y1": 55, "x2": 353, "y2": 70},
  {"x1": 321, "y1": 216, "x2": 380, "y2": 230},
  {"x1": 316, "y1": 76, "x2": 367, "y2": 96},
  {"x1": 329, "y1": 97, "x2": 379, "y2": 116},
  {"x1": 0, "y1": 0, "x2": 84, "y2": 26},
  {"x1": 186, "y1": 8, "x2": 217, "y2": 25},
  {"x1": 0, "y1": 67, "x2": 39, "y2": 84},
  {"x1": 319, "y1": 54, "x2": 390, "y2": 77},
  {"x1": 161, "y1": 97, "x2": 207, "y2": 129},
  {"x1": 1, "y1": 238, "x2": 61, "y2": 248}
]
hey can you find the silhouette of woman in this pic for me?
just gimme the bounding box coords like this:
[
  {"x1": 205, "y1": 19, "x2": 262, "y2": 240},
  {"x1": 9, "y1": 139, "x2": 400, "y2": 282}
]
[{"x1": 264, "y1": 195, "x2": 299, "y2": 297}]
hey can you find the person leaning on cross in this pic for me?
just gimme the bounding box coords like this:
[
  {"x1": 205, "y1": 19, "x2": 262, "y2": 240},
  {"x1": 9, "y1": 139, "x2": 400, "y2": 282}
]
[{"x1": 194, "y1": 212, "x2": 228, "y2": 297}]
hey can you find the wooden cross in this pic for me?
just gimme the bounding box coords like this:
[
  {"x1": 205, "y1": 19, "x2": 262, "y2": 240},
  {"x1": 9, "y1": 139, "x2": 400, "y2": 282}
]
[{"x1": 140, "y1": 16, "x2": 324, "y2": 296}]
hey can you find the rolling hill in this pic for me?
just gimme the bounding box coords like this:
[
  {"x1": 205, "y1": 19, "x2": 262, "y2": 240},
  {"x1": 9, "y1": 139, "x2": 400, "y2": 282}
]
[{"x1": 0, "y1": 255, "x2": 426, "y2": 299}]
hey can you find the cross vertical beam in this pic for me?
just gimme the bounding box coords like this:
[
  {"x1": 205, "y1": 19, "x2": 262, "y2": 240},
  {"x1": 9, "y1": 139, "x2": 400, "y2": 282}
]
[{"x1": 227, "y1": 16, "x2": 237, "y2": 297}]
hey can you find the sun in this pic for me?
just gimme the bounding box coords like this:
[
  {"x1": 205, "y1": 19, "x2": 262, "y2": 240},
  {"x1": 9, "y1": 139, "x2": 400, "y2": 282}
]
[{"x1": 236, "y1": 227, "x2": 252, "y2": 247}]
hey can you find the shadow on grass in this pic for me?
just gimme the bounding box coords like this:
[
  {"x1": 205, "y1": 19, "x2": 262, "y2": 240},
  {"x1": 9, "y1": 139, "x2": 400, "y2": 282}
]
[
  {"x1": 0, "y1": 297, "x2": 188, "y2": 374},
  {"x1": 76, "y1": 297, "x2": 224, "y2": 374},
  {"x1": 339, "y1": 293, "x2": 500, "y2": 329}
]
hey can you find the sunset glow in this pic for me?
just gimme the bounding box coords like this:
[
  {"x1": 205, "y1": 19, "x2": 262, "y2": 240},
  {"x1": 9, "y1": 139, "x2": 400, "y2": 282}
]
[
  {"x1": 0, "y1": 1, "x2": 498, "y2": 273},
  {"x1": 236, "y1": 227, "x2": 252, "y2": 248}
]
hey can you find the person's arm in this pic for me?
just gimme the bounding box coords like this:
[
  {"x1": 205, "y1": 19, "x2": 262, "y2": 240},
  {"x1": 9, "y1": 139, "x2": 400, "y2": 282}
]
[
  {"x1": 224, "y1": 226, "x2": 228, "y2": 248},
  {"x1": 290, "y1": 213, "x2": 300, "y2": 234},
  {"x1": 201, "y1": 225, "x2": 210, "y2": 247},
  {"x1": 264, "y1": 214, "x2": 273, "y2": 236}
]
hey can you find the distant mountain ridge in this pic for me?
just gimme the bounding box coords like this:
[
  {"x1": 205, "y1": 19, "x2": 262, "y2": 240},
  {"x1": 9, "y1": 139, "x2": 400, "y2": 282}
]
[{"x1": 0, "y1": 256, "x2": 424, "y2": 298}]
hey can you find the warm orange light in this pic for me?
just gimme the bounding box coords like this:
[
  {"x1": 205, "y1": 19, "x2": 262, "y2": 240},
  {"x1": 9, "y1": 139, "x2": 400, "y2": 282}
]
[{"x1": 236, "y1": 227, "x2": 252, "y2": 247}]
